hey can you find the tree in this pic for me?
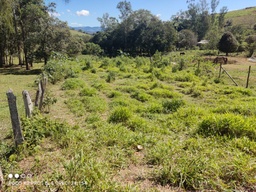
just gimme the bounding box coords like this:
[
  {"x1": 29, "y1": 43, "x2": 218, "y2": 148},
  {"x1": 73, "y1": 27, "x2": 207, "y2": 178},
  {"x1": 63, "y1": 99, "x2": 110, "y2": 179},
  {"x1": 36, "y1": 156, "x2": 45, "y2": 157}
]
[
  {"x1": 218, "y1": 32, "x2": 239, "y2": 56},
  {"x1": 82, "y1": 42, "x2": 103, "y2": 56},
  {"x1": 245, "y1": 35, "x2": 256, "y2": 57},
  {"x1": 116, "y1": 0, "x2": 133, "y2": 51},
  {"x1": 0, "y1": 0, "x2": 14, "y2": 67},
  {"x1": 97, "y1": 13, "x2": 118, "y2": 31},
  {"x1": 178, "y1": 29, "x2": 198, "y2": 49},
  {"x1": 218, "y1": 6, "x2": 228, "y2": 28},
  {"x1": 36, "y1": 18, "x2": 71, "y2": 64}
]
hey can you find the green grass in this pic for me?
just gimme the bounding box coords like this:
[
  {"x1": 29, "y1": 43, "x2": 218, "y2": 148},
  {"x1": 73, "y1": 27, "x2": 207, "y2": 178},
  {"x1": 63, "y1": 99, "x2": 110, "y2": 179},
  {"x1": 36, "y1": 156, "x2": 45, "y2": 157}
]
[
  {"x1": 1, "y1": 53, "x2": 256, "y2": 191},
  {"x1": 225, "y1": 7, "x2": 256, "y2": 27}
]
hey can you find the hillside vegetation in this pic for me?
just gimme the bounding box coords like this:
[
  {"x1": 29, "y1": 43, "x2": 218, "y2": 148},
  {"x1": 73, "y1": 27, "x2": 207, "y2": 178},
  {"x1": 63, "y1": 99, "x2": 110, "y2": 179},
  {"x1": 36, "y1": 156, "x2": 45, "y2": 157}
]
[
  {"x1": 225, "y1": 7, "x2": 256, "y2": 27},
  {"x1": 1, "y1": 52, "x2": 256, "y2": 191}
]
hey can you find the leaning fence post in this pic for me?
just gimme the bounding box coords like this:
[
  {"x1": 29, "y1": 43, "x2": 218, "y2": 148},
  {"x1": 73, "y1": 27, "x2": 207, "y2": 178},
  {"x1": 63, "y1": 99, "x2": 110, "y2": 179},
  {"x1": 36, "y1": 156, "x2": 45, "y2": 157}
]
[
  {"x1": 22, "y1": 90, "x2": 33, "y2": 117},
  {"x1": 6, "y1": 89, "x2": 24, "y2": 145}
]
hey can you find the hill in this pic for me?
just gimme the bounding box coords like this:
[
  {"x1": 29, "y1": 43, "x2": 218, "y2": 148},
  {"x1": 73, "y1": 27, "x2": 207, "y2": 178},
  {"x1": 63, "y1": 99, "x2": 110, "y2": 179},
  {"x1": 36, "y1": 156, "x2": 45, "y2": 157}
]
[
  {"x1": 71, "y1": 26, "x2": 102, "y2": 34},
  {"x1": 225, "y1": 6, "x2": 256, "y2": 28}
]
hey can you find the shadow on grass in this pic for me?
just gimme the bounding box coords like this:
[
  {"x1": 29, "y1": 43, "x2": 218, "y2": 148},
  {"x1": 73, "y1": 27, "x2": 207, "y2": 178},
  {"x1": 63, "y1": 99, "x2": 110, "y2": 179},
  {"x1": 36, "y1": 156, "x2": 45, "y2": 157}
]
[{"x1": 0, "y1": 65, "x2": 42, "y2": 76}]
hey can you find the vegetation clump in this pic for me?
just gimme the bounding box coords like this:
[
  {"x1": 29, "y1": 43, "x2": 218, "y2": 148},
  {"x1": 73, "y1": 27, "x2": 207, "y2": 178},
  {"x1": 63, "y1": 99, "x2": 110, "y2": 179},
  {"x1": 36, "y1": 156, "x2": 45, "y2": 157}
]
[
  {"x1": 108, "y1": 107, "x2": 132, "y2": 123},
  {"x1": 198, "y1": 113, "x2": 256, "y2": 140}
]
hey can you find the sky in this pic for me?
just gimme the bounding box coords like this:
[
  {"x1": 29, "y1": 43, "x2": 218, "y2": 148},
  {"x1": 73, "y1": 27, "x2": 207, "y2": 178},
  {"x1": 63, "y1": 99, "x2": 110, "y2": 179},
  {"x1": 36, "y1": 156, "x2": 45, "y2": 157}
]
[{"x1": 44, "y1": 0, "x2": 256, "y2": 27}]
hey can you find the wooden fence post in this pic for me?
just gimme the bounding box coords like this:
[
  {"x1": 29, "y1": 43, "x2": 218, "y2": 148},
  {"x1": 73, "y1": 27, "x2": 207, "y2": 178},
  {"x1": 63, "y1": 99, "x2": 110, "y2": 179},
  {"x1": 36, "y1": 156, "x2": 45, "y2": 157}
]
[
  {"x1": 0, "y1": 166, "x2": 3, "y2": 190},
  {"x1": 35, "y1": 77, "x2": 47, "y2": 111},
  {"x1": 218, "y1": 63, "x2": 222, "y2": 78},
  {"x1": 246, "y1": 66, "x2": 251, "y2": 88},
  {"x1": 35, "y1": 81, "x2": 42, "y2": 107},
  {"x1": 6, "y1": 89, "x2": 24, "y2": 145},
  {"x1": 39, "y1": 78, "x2": 47, "y2": 111},
  {"x1": 22, "y1": 90, "x2": 33, "y2": 117}
]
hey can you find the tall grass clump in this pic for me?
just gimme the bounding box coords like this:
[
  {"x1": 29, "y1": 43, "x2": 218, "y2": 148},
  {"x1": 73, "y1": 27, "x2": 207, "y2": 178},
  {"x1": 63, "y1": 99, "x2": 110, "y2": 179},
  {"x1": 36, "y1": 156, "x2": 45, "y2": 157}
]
[
  {"x1": 162, "y1": 99, "x2": 185, "y2": 113},
  {"x1": 79, "y1": 86, "x2": 97, "y2": 96},
  {"x1": 108, "y1": 107, "x2": 132, "y2": 124},
  {"x1": 61, "y1": 78, "x2": 85, "y2": 90},
  {"x1": 21, "y1": 114, "x2": 70, "y2": 149},
  {"x1": 43, "y1": 60, "x2": 80, "y2": 84},
  {"x1": 198, "y1": 113, "x2": 256, "y2": 140},
  {"x1": 106, "y1": 71, "x2": 116, "y2": 83}
]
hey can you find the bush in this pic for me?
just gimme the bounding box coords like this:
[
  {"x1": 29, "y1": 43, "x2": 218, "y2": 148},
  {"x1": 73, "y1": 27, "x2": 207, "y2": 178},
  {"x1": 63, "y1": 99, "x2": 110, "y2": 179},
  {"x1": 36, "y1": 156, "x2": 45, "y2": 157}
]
[
  {"x1": 43, "y1": 61, "x2": 80, "y2": 84},
  {"x1": 82, "y1": 42, "x2": 103, "y2": 56}
]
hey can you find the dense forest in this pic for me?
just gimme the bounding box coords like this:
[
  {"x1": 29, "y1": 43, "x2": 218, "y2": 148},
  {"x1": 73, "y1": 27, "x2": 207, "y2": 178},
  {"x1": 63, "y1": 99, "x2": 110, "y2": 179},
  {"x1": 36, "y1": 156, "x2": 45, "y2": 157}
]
[{"x1": 0, "y1": 0, "x2": 256, "y2": 68}]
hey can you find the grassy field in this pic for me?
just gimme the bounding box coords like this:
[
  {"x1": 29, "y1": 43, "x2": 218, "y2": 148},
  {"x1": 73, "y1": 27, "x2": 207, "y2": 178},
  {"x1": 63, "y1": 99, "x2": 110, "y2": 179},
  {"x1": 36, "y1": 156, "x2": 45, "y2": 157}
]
[
  {"x1": 0, "y1": 65, "x2": 42, "y2": 140},
  {"x1": 1, "y1": 52, "x2": 256, "y2": 191},
  {"x1": 225, "y1": 7, "x2": 256, "y2": 27}
]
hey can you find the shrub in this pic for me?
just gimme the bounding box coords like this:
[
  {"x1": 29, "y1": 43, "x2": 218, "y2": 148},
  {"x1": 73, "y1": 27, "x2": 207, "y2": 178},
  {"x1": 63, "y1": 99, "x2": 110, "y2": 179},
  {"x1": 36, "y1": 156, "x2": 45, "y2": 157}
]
[
  {"x1": 43, "y1": 61, "x2": 79, "y2": 84},
  {"x1": 108, "y1": 107, "x2": 132, "y2": 123},
  {"x1": 82, "y1": 61, "x2": 93, "y2": 71},
  {"x1": 82, "y1": 42, "x2": 103, "y2": 56}
]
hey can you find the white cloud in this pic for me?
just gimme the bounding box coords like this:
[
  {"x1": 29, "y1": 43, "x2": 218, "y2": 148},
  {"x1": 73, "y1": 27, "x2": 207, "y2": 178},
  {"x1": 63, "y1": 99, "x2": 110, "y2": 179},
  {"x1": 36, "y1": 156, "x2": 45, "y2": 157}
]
[
  {"x1": 156, "y1": 14, "x2": 161, "y2": 18},
  {"x1": 67, "y1": 9, "x2": 71, "y2": 13},
  {"x1": 48, "y1": 12, "x2": 61, "y2": 17},
  {"x1": 76, "y1": 10, "x2": 90, "y2": 16}
]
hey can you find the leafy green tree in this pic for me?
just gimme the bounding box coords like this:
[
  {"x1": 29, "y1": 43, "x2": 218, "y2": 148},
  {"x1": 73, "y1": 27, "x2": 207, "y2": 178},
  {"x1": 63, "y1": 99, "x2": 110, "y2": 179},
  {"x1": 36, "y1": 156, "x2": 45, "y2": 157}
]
[
  {"x1": 116, "y1": 0, "x2": 133, "y2": 51},
  {"x1": 0, "y1": 0, "x2": 14, "y2": 67},
  {"x1": 218, "y1": 32, "x2": 239, "y2": 56},
  {"x1": 218, "y1": 6, "x2": 228, "y2": 28},
  {"x1": 82, "y1": 42, "x2": 103, "y2": 56},
  {"x1": 36, "y1": 18, "x2": 71, "y2": 64},
  {"x1": 178, "y1": 29, "x2": 198, "y2": 49},
  {"x1": 245, "y1": 35, "x2": 256, "y2": 57},
  {"x1": 97, "y1": 13, "x2": 118, "y2": 31},
  {"x1": 15, "y1": 0, "x2": 51, "y2": 69}
]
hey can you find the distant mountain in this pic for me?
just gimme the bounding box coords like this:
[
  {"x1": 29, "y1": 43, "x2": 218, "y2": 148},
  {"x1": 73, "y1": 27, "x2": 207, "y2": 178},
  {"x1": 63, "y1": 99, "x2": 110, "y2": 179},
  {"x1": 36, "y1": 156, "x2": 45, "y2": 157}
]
[{"x1": 71, "y1": 26, "x2": 102, "y2": 34}]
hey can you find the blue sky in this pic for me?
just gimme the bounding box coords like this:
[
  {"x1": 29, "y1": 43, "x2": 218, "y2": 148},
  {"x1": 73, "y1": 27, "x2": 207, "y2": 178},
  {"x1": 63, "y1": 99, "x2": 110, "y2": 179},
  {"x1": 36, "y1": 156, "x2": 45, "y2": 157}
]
[{"x1": 44, "y1": 0, "x2": 256, "y2": 27}]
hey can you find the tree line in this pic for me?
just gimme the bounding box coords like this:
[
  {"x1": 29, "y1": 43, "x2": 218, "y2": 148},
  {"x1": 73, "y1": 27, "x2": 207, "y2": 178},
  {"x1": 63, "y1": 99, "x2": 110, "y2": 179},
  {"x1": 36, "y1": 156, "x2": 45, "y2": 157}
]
[
  {"x1": 91, "y1": 0, "x2": 256, "y2": 57},
  {"x1": 1, "y1": 0, "x2": 255, "y2": 69},
  {"x1": 0, "y1": 0, "x2": 91, "y2": 69}
]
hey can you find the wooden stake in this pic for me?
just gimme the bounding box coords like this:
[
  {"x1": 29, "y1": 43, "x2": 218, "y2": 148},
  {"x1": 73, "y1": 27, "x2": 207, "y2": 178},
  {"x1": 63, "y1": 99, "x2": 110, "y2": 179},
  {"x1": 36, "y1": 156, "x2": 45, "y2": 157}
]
[
  {"x1": 218, "y1": 63, "x2": 222, "y2": 78},
  {"x1": 0, "y1": 166, "x2": 3, "y2": 190},
  {"x1": 6, "y1": 89, "x2": 24, "y2": 145},
  {"x1": 39, "y1": 79, "x2": 46, "y2": 111},
  {"x1": 35, "y1": 82, "x2": 42, "y2": 107},
  {"x1": 22, "y1": 90, "x2": 33, "y2": 117},
  {"x1": 246, "y1": 66, "x2": 251, "y2": 88}
]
